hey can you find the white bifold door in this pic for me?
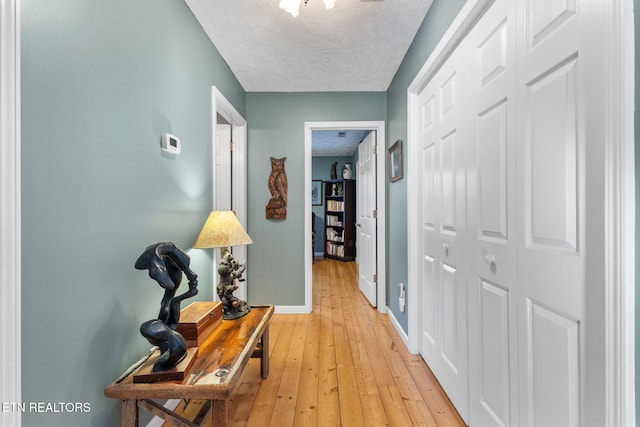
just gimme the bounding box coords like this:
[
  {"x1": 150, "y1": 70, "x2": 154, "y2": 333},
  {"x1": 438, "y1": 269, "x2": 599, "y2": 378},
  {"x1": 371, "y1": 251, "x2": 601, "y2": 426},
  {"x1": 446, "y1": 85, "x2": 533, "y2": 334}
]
[
  {"x1": 415, "y1": 0, "x2": 610, "y2": 425},
  {"x1": 465, "y1": 1, "x2": 518, "y2": 425},
  {"x1": 417, "y1": 43, "x2": 469, "y2": 420}
]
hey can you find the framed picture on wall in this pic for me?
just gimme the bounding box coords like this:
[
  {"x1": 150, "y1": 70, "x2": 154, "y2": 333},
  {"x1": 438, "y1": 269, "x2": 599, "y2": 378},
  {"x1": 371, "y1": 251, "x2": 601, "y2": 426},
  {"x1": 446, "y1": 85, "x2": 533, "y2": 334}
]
[
  {"x1": 389, "y1": 139, "x2": 403, "y2": 182},
  {"x1": 311, "y1": 180, "x2": 323, "y2": 205}
]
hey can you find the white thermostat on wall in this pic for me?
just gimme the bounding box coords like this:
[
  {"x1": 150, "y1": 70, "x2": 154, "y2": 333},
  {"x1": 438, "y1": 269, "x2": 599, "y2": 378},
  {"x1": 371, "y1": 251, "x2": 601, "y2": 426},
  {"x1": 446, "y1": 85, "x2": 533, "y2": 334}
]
[{"x1": 160, "y1": 133, "x2": 181, "y2": 154}]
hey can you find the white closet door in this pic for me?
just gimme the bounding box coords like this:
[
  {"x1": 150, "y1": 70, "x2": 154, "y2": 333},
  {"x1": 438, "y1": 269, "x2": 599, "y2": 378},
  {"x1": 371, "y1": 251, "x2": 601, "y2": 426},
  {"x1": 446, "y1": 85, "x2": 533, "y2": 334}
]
[
  {"x1": 417, "y1": 46, "x2": 469, "y2": 422},
  {"x1": 412, "y1": 0, "x2": 613, "y2": 425},
  {"x1": 466, "y1": 0, "x2": 518, "y2": 425},
  {"x1": 515, "y1": 0, "x2": 602, "y2": 425}
]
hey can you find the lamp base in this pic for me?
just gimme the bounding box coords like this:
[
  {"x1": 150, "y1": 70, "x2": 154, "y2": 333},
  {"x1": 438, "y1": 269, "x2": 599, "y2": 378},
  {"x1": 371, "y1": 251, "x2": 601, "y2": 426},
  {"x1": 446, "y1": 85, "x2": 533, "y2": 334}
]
[
  {"x1": 221, "y1": 299, "x2": 251, "y2": 320},
  {"x1": 217, "y1": 249, "x2": 251, "y2": 320}
]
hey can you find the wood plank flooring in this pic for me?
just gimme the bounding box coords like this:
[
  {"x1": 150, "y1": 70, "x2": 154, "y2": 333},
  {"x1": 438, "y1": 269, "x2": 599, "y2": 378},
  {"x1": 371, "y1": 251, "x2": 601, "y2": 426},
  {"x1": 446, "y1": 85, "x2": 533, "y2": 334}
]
[
  {"x1": 228, "y1": 258, "x2": 465, "y2": 426},
  {"x1": 164, "y1": 258, "x2": 465, "y2": 426}
]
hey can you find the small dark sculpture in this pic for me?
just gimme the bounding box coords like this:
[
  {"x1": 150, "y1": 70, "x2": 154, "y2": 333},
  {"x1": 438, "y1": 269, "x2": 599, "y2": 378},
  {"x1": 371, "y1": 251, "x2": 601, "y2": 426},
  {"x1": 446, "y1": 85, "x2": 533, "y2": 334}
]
[
  {"x1": 330, "y1": 161, "x2": 338, "y2": 180},
  {"x1": 266, "y1": 157, "x2": 288, "y2": 220},
  {"x1": 135, "y1": 242, "x2": 198, "y2": 372},
  {"x1": 217, "y1": 251, "x2": 251, "y2": 320}
]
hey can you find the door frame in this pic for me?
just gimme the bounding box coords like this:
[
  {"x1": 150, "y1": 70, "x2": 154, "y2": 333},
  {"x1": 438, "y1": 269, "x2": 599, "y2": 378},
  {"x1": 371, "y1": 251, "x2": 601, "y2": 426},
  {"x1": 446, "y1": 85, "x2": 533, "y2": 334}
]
[
  {"x1": 406, "y1": 0, "x2": 635, "y2": 424},
  {"x1": 211, "y1": 87, "x2": 248, "y2": 299},
  {"x1": 304, "y1": 121, "x2": 386, "y2": 313},
  {"x1": 0, "y1": 0, "x2": 21, "y2": 425}
]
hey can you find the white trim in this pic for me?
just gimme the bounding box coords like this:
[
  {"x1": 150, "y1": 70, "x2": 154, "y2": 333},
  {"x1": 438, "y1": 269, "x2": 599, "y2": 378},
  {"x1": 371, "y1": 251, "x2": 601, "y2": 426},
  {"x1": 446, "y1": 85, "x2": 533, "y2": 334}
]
[
  {"x1": 210, "y1": 87, "x2": 248, "y2": 300},
  {"x1": 604, "y1": 0, "x2": 635, "y2": 425},
  {"x1": 274, "y1": 305, "x2": 309, "y2": 314},
  {"x1": 0, "y1": 0, "x2": 21, "y2": 425},
  {"x1": 304, "y1": 121, "x2": 386, "y2": 314},
  {"x1": 387, "y1": 306, "x2": 410, "y2": 351}
]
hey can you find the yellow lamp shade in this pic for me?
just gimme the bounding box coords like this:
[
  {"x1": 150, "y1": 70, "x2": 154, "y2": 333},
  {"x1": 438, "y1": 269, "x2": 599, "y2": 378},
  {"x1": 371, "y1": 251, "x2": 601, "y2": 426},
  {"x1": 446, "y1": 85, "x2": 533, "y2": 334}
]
[{"x1": 193, "y1": 211, "x2": 253, "y2": 249}]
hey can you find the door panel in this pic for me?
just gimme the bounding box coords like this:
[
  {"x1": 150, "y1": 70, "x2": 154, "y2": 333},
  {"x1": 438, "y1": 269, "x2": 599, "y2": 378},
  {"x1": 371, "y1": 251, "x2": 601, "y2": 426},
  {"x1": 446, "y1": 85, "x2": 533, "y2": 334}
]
[
  {"x1": 527, "y1": 0, "x2": 577, "y2": 49},
  {"x1": 479, "y1": 279, "x2": 511, "y2": 425},
  {"x1": 440, "y1": 131, "x2": 458, "y2": 233},
  {"x1": 527, "y1": 300, "x2": 580, "y2": 427},
  {"x1": 477, "y1": 100, "x2": 508, "y2": 242},
  {"x1": 441, "y1": 262, "x2": 459, "y2": 371},
  {"x1": 422, "y1": 138, "x2": 436, "y2": 230},
  {"x1": 422, "y1": 254, "x2": 436, "y2": 346},
  {"x1": 524, "y1": 57, "x2": 578, "y2": 252}
]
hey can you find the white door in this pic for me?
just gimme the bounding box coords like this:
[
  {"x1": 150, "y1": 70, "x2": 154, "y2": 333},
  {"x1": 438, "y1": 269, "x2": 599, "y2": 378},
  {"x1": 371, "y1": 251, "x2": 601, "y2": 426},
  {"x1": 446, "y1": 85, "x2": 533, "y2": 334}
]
[
  {"x1": 357, "y1": 131, "x2": 377, "y2": 306},
  {"x1": 466, "y1": 0, "x2": 518, "y2": 425},
  {"x1": 208, "y1": 89, "x2": 250, "y2": 304},
  {"x1": 214, "y1": 121, "x2": 248, "y2": 300},
  {"x1": 417, "y1": 46, "x2": 469, "y2": 422}
]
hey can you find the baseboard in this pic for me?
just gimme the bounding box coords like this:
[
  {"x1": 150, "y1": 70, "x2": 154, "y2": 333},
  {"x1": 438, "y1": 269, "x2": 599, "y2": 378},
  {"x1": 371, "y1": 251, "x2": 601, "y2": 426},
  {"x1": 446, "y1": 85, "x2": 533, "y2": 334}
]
[
  {"x1": 386, "y1": 306, "x2": 414, "y2": 354},
  {"x1": 275, "y1": 305, "x2": 311, "y2": 314}
]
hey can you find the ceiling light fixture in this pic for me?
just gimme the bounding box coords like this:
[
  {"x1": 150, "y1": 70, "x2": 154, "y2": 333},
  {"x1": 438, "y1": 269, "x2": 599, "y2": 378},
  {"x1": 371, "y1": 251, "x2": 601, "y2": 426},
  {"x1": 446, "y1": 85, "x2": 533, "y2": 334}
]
[{"x1": 279, "y1": 0, "x2": 336, "y2": 17}]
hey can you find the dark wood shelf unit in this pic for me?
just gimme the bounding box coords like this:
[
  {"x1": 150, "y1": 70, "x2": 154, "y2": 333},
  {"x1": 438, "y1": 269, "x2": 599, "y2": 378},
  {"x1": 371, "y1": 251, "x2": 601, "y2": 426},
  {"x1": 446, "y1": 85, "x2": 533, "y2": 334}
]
[{"x1": 323, "y1": 179, "x2": 356, "y2": 262}]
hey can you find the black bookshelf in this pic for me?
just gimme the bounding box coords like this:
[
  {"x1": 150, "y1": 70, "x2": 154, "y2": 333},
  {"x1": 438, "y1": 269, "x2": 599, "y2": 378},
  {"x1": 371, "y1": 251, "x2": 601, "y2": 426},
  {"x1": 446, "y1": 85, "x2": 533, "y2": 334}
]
[{"x1": 323, "y1": 179, "x2": 356, "y2": 261}]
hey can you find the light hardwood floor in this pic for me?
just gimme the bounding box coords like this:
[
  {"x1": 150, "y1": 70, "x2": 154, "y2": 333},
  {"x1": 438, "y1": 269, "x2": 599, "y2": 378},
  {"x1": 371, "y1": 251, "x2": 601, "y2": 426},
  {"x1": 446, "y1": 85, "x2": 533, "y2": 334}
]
[{"x1": 225, "y1": 257, "x2": 465, "y2": 426}]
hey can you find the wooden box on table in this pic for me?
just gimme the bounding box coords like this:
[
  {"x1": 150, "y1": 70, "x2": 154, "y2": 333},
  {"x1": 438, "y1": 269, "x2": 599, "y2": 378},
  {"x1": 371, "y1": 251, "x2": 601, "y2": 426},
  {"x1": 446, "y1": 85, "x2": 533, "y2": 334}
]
[{"x1": 175, "y1": 301, "x2": 223, "y2": 347}]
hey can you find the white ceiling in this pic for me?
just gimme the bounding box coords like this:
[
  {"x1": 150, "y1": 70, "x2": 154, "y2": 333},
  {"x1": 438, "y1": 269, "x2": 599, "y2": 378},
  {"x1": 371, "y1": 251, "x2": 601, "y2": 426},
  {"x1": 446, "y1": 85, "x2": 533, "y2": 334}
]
[
  {"x1": 184, "y1": 0, "x2": 433, "y2": 92},
  {"x1": 312, "y1": 129, "x2": 370, "y2": 156}
]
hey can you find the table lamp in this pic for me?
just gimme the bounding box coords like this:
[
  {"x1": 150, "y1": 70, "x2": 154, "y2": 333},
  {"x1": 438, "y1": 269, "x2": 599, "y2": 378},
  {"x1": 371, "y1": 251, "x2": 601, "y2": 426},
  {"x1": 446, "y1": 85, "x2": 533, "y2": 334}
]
[{"x1": 193, "y1": 211, "x2": 253, "y2": 319}]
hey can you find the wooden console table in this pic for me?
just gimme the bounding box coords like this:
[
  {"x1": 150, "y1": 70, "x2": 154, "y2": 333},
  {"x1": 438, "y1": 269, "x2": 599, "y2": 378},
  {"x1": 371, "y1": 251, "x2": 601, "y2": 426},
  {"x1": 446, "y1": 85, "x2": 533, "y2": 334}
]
[{"x1": 104, "y1": 305, "x2": 274, "y2": 426}]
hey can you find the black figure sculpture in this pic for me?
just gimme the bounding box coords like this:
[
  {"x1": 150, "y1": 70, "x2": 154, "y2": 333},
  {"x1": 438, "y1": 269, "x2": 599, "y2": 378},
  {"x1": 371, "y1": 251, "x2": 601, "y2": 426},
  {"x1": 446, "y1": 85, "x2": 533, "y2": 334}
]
[
  {"x1": 330, "y1": 161, "x2": 338, "y2": 180},
  {"x1": 135, "y1": 242, "x2": 198, "y2": 372},
  {"x1": 217, "y1": 250, "x2": 250, "y2": 320}
]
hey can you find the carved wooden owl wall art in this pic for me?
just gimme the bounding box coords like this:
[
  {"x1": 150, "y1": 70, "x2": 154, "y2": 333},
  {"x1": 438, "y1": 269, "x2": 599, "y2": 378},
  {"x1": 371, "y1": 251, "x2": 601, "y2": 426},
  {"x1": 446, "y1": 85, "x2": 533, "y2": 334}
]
[{"x1": 266, "y1": 157, "x2": 288, "y2": 220}]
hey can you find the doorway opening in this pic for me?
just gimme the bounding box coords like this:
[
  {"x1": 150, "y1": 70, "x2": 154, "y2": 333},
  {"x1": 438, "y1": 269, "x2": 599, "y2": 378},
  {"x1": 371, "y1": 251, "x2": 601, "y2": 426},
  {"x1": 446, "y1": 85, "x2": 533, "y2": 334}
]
[
  {"x1": 304, "y1": 121, "x2": 386, "y2": 313},
  {"x1": 211, "y1": 87, "x2": 248, "y2": 300}
]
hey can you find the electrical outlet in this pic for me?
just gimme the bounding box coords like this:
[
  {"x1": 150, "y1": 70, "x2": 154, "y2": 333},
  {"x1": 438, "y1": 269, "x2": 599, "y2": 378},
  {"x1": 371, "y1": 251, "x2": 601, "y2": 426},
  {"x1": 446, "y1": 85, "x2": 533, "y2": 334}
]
[{"x1": 398, "y1": 282, "x2": 406, "y2": 313}]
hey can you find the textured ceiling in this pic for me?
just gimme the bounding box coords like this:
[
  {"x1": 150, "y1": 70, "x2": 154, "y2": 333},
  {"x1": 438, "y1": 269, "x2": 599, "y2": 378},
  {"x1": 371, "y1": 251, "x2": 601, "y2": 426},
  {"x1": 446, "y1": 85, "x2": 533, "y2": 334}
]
[
  {"x1": 185, "y1": 0, "x2": 433, "y2": 92},
  {"x1": 312, "y1": 129, "x2": 370, "y2": 156}
]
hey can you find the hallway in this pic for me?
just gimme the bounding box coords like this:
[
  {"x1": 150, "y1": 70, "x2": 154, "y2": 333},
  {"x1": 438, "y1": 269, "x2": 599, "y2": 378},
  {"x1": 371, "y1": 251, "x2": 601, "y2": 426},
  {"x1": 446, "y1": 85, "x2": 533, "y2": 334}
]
[{"x1": 221, "y1": 258, "x2": 465, "y2": 426}]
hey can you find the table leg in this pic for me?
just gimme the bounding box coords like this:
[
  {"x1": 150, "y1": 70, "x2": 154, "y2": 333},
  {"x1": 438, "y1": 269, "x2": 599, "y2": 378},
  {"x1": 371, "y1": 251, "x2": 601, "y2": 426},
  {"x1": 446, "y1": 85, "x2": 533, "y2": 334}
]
[
  {"x1": 261, "y1": 325, "x2": 270, "y2": 379},
  {"x1": 210, "y1": 399, "x2": 230, "y2": 427},
  {"x1": 120, "y1": 399, "x2": 138, "y2": 426}
]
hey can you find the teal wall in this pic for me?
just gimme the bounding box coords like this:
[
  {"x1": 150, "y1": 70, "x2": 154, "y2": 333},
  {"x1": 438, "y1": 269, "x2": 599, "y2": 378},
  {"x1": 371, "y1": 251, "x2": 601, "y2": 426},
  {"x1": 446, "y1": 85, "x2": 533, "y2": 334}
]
[
  {"x1": 635, "y1": 0, "x2": 640, "y2": 423},
  {"x1": 385, "y1": 0, "x2": 467, "y2": 331},
  {"x1": 245, "y1": 92, "x2": 385, "y2": 306},
  {"x1": 20, "y1": 0, "x2": 244, "y2": 425}
]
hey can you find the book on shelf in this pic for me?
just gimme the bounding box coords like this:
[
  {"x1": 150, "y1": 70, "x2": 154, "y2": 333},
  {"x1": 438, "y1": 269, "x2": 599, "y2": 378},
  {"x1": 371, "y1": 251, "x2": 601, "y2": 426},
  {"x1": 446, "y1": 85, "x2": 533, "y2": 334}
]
[
  {"x1": 326, "y1": 228, "x2": 344, "y2": 242},
  {"x1": 326, "y1": 200, "x2": 344, "y2": 211},
  {"x1": 326, "y1": 215, "x2": 343, "y2": 227},
  {"x1": 325, "y1": 242, "x2": 345, "y2": 257}
]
